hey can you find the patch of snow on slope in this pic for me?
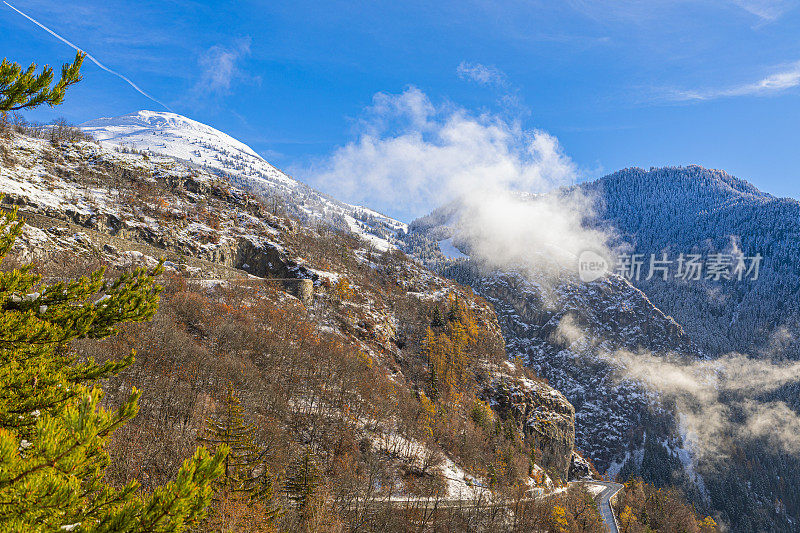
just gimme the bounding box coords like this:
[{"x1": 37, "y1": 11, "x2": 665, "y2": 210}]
[
  {"x1": 585, "y1": 484, "x2": 606, "y2": 496},
  {"x1": 372, "y1": 432, "x2": 488, "y2": 500},
  {"x1": 438, "y1": 238, "x2": 467, "y2": 259},
  {"x1": 674, "y1": 419, "x2": 709, "y2": 502}
]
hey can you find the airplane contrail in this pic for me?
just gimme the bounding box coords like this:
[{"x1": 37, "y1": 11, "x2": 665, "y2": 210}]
[{"x1": 3, "y1": 0, "x2": 174, "y2": 112}]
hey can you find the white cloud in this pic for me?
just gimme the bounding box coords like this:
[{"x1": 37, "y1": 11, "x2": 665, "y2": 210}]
[
  {"x1": 669, "y1": 61, "x2": 800, "y2": 101},
  {"x1": 556, "y1": 313, "x2": 800, "y2": 459},
  {"x1": 194, "y1": 38, "x2": 252, "y2": 95},
  {"x1": 309, "y1": 87, "x2": 611, "y2": 276},
  {"x1": 310, "y1": 87, "x2": 576, "y2": 219},
  {"x1": 457, "y1": 62, "x2": 530, "y2": 118},
  {"x1": 456, "y1": 61, "x2": 507, "y2": 87},
  {"x1": 610, "y1": 348, "x2": 800, "y2": 458}
]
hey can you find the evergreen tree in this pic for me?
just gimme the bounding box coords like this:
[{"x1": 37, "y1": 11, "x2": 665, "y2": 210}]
[
  {"x1": 0, "y1": 208, "x2": 163, "y2": 438},
  {"x1": 423, "y1": 326, "x2": 442, "y2": 400},
  {"x1": 200, "y1": 383, "x2": 279, "y2": 520},
  {"x1": 1, "y1": 51, "x2": 84, "y2": 113},
  {"x1": 0, "y1": 206, "x2": 227, "y2": 531},
  {"x1": 431, "y1": 305, "x2": 444, "y2": 328},
  {"x1": 284, "y1": 447, "x2": 320, "y2": 521},
  {"x1": 447, "y1": 294, "x2": 459, "y2": 322}
]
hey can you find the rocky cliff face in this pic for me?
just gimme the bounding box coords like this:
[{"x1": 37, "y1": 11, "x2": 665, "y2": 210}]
[
  {"x1": 0, "y1": 138, "x2": 320, "y2": 287},
  {"x1": 477, "y1": 270, "x2": 694, "y2": 355},
  {"x1": 480, "y1": 370, "x2": 575, "y2": 480}
]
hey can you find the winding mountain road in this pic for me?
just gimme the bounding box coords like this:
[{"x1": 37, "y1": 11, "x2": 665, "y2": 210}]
[{"x1": 576, "y1": 481, "x2": 624, "y2": 533}]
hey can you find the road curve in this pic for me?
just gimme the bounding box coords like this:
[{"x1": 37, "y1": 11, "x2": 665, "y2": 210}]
[{"x1": 573, "y1": 481, "x2": 624, "y2": 533}]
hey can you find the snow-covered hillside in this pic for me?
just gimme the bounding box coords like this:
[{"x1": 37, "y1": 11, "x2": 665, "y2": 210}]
[{"x1": 81, "y1": 111, "x2": 406, "y2": 250}]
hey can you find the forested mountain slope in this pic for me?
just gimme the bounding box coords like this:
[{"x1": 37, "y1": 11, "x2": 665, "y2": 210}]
[{"x1": 581, "y1": 165, "x2": 800, "y2": 359}]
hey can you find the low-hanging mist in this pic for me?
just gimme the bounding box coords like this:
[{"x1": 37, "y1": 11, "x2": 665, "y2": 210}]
[
  {"x1": 614, "y1": 350, "x2": 800, "y2": 459},
  {"x1": 556, "y1": 315, "x2": 800, "y2": 460}
]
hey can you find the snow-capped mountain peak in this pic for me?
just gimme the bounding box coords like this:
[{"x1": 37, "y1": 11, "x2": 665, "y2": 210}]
[
  {"x1": 81, "y1": 110, "x2": 294, "y2": 187},
  {"x1": 81, "y1": 110, "x2": 406, "y2": 250},
  {"x1": 84, "y1": 110, "x2": 260, "y2": 159}
]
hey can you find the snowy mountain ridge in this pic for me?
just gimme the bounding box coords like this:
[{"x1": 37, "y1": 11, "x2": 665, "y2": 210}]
[{"x1": 81, "y1": 110, "x2": 406, "y2": 250}]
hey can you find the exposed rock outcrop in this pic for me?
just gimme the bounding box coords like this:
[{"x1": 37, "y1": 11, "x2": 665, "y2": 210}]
[
  {"x1": 481, "y1": 371, "x2": 575, "y2": 481},
  {"x1": 568, "y1": 452, "x2": 593, "y2": 481}
]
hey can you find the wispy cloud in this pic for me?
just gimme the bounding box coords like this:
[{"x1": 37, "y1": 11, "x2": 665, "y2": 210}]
[
  {"x1": 730, "y1": 0, "x2": 799, "y2": 20},
  {"x1": 456, "y1": 61, "x2": 530, "y2": 117},
  {"x1": 613, "y1": 349, "x2": 800, "y2": 458},
  {"x1": 456, "y1": 61, "x2": 507, "y2": 87},
  {"x1": 567, "y1": 0, "x2": 798, "y2": 22},
  {"x1": 668, "y1": 61, "x2": 800, "y2": 101},
  {"x1": 194, "y1": 38, "x2": 253, "y2": 96},
  {"x1": 555, "y1": 315, "x2": 800, "y2": 460}
]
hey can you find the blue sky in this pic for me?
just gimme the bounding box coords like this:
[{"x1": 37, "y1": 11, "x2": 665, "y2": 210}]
[{"x1": 3, "y1": 0, "x2": 800, "y2": 220}]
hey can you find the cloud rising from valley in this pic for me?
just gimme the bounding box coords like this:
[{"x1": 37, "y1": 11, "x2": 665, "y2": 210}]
[
  {"x1": 309, "y1": 86, "x2": 611, "y2": 274},
  {"x1": 616, "y1": 350, "x2": 800, "y2": 459}
]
